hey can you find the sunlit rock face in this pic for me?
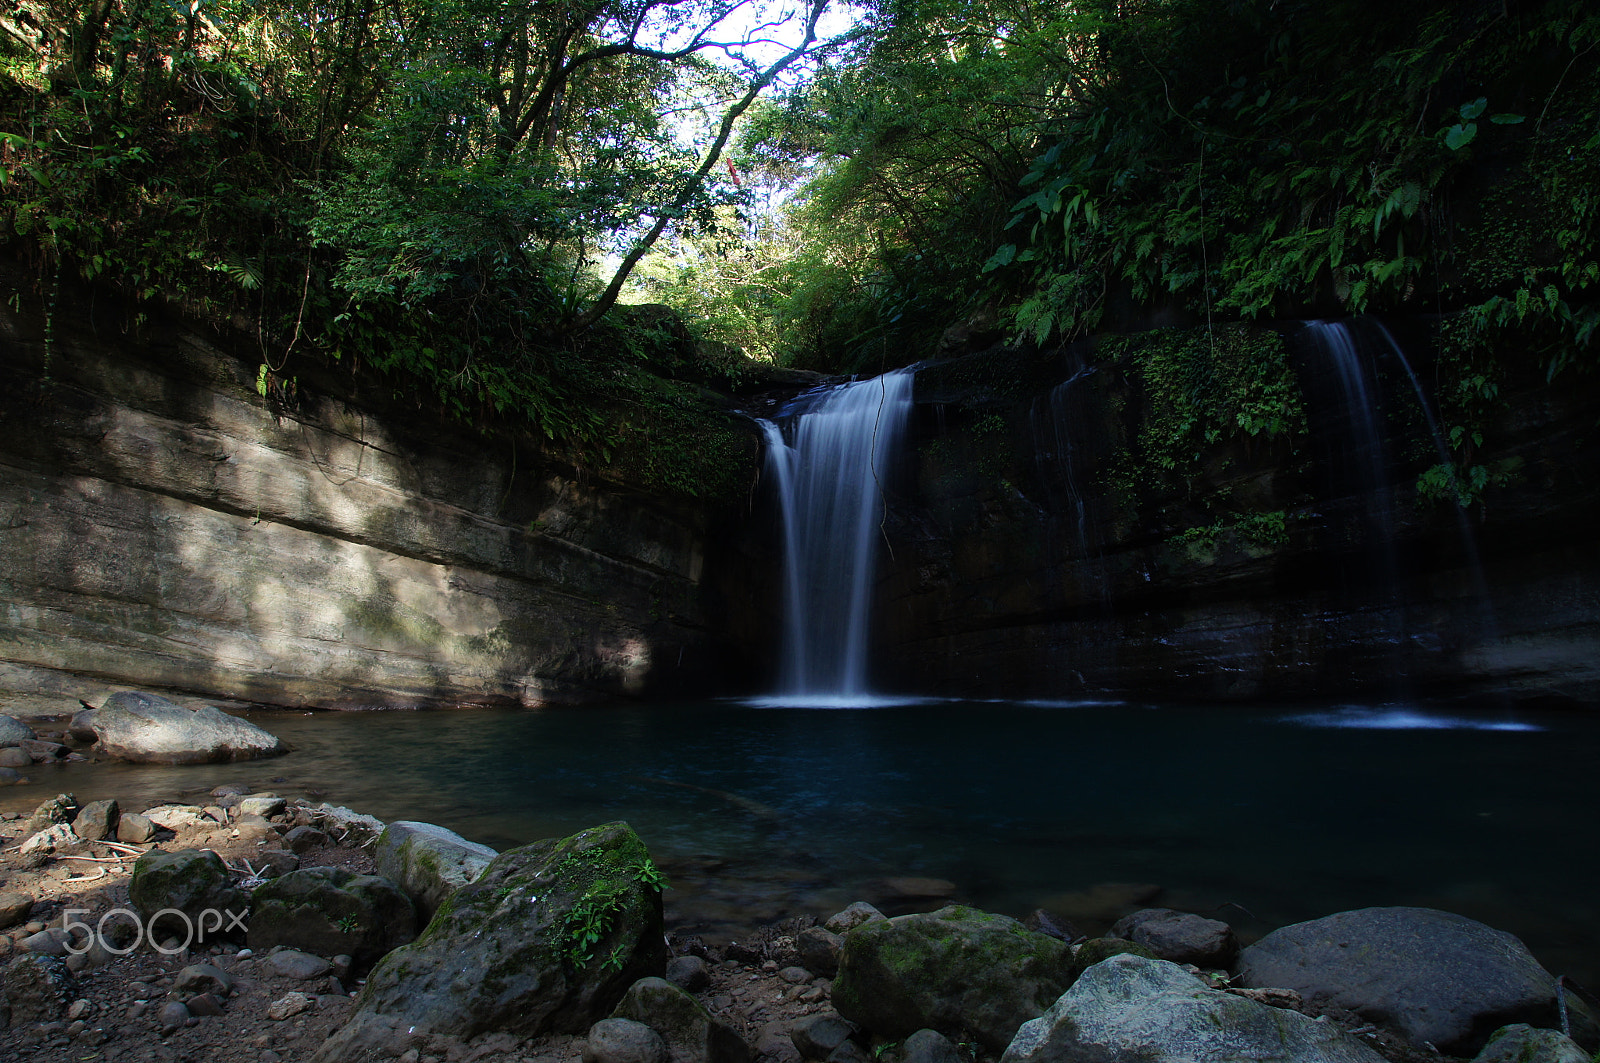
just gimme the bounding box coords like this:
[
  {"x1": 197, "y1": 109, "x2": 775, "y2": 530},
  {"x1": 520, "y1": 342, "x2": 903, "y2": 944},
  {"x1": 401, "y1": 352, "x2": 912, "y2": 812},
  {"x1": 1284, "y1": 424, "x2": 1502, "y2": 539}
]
[{"x1": 0, "y1": 281, "x2": 744, "y2": 712}]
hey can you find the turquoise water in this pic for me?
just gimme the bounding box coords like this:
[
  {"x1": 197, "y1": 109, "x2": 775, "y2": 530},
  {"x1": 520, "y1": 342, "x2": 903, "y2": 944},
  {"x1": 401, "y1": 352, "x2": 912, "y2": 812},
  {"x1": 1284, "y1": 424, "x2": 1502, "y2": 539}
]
[{"x1": 7, "y1": 699, "x2": 1596, "y2": 984}]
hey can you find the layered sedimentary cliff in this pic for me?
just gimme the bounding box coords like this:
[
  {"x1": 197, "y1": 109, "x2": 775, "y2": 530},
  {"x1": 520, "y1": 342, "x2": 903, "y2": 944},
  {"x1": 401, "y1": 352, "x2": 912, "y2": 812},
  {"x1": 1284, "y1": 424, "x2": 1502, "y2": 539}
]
[{"x1": 0, "y1": 281, "x2": 753, "y2": 713}]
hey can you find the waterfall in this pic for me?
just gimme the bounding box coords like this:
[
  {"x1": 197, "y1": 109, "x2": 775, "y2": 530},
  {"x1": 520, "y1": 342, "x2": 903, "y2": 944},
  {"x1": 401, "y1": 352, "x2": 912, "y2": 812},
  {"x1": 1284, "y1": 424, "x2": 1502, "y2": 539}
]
[{"x1": 757, "y1": 369, "x2": 915, "y2": 705}]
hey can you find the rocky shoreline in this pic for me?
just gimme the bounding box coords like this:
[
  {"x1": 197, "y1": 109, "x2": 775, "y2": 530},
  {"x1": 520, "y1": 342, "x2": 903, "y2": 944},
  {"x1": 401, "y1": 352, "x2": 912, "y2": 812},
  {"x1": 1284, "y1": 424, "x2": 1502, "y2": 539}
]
[{"x1": 2, "y1": 705, "x2": 1597, "y2": 1063}]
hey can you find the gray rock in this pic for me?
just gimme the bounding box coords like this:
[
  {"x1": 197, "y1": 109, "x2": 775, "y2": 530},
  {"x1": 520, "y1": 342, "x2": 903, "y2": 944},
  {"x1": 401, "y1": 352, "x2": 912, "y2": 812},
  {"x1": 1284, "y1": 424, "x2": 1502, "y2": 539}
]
[
  {"x1": 266, "y1": 949, "x2": 335, "y2": 981},
  {"x1": 0, "y1": 715, "x2": 35, "y2": 745},
  {"x1": 1236, "y1": 907, "x2": 1565, "y2": 1055},
  {"x1": 826, "y1": 1043, "x2": 871, "y2": 1063},
  {"x1": 72, "y1": 799, "x2": 120, "y2": 843},
  {"x1": 895, "y1": 1030, "x2": 964, "y2": 1063},
  {"x1": 1470, "y1": 1023, "x2": 1589, "y2": 1063},
  {"x1": 267, "y1": 992, "x2": 316, "y2": 1020},
  {"x1": 20, "y1": 927, "x2": 79, "y2": 956},
  {"x1": 824, "y1": 903, "x2": 886, "y2": 935},
  {"x1": 1021, "y1": 910, "x2": 1076, "y2": 942},
  {"x1": 797, "y1": 926, "x2": 843, "y2": 977},
  {"x1": 832, "y1": 904, "x2": 1074, "y2": 1052},
  {"x1": 23, "y1": 793, "x2": 78, "y2": 836},
  {"x1": 0, "y1": 765, "x2": 22, "y2": 785},
  {"x1": 584, "y1": 1017, "x2": 670, "y2": 1063},
  {"x1": 0, "y1": 747, "x2": 31, "y2": 768},
  {"x1": 19, "y1": 738, "x2": 67, "y2": 761},
  {"x1": 67, "y1": 709, "x2": 98, "y2": 742},
  {"x1": 610, "y1": 976, "x2": 749, "y2": 1063},
  {"x1": 248, "y1": 867, "x2": 416, "y2": 967},
  {"x1": 157, "y1": 1000, "x2": 192, "y2": 1031},
  {"x1": 186, "y1": 992, "x2": 225, "y2": 1016},
  {"x1": 90, "y1": 691, "x2": 287, "y2": 764},
  {"x1": 172, "y1": 963, "x2": 235, "y2": 998},
  {"x1": 791, "y1": 1013, "x2": 861, "y2": 1060},
  {"x1": 143, "y1": 804, "x2": 215, "y2": 831},
  {"x1": 373, "y1": 820, "x2": 498, "y2": 918},
  {"x1": 117, "y1": 812, "x2": 158, "y2": 843},
  {"x1": 129, "y1": 849, "x2": 249, "y2": 944},
  {"x1": 3, "y1": 953, "x2": 78, "y2": 1024},
  {"x1": 1107, "y1": 908, "x2": 1238, "y2": 967},
  {"x1": 20, "y1": 823, "x2": 80, "y2": 855},
  {"x1": 665, "y1": 954, "x2": 710, "y2": 993},
  {"x1": 239, "y1": 795, "x2": 287, "y2": 818},
  {"x1": 0, "y1": 891, "x2": 33, "y2": 928},
  {"x1": 283, "y1": 825, "x2": 330, "y2": 853},
  {"x1": 311, "y1": 821, "x2": 670, "y2": 1062},
  {"x1": 1003, "y1": 955, "x2": 1387, "y2": 1063},
  {"x1": 256, "y1": 849, "x2": 300, "y2": 877}
]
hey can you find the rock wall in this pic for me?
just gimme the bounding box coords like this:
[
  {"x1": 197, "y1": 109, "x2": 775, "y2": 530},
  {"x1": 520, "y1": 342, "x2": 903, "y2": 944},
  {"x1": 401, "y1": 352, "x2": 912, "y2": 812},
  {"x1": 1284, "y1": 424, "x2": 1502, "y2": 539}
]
[
  {"x1": 0, "y1": 282, "x2": 755, "y2": 714},
  {"x1": 872, "y1": 325, "x2": 1600, "y2": 707}
]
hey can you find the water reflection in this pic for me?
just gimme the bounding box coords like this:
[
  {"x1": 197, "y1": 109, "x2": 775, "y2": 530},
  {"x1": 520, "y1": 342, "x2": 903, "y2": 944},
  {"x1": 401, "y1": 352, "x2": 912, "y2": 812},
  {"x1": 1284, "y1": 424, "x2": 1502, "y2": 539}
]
[{"x1": 2, "y1": 699, "x2": 1593, "y2": 984}]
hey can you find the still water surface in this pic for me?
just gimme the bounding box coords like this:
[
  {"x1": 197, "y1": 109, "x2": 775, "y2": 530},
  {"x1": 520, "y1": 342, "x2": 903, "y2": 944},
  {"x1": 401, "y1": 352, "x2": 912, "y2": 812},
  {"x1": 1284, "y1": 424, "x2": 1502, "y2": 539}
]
[{"x1": 6, "y1": 699, "x2": 1595, "y2": 983}]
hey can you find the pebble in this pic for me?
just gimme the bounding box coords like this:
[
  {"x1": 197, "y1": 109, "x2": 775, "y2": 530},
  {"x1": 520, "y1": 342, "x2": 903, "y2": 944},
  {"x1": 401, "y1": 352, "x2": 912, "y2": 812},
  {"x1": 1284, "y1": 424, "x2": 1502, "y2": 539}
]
[{"x1": 67, "y1": 999, "x2": 93, "y2": 1021}]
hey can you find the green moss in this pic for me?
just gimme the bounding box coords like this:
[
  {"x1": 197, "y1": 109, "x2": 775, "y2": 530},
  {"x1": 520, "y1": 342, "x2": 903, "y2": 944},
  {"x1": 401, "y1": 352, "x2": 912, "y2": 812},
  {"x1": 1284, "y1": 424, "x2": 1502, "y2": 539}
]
[{"x1": 589, "y1": 371, "x2": 759, "y2": 507}]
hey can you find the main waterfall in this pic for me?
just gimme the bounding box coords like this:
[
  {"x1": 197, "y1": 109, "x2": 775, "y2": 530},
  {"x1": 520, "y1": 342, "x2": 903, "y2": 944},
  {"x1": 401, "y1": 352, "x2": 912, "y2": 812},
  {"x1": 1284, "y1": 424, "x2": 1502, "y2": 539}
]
[{"x1": 757, "y1": 369, "x2": 915, "y2": 705}]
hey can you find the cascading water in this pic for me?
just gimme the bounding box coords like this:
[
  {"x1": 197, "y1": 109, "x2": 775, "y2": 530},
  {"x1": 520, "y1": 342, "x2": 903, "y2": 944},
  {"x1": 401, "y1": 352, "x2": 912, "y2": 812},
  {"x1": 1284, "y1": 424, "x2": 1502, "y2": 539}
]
[
  {"x1": 757, "y1": 369, "x2": 915, "y2": 706},
  {"x1": 1298, "y1": 318, "x2": 1498, "y2": 685}
]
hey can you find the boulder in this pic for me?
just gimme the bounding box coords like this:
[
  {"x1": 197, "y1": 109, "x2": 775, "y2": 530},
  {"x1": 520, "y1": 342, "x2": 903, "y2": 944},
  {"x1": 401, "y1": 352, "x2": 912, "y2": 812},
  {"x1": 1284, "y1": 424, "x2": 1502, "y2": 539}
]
[
  {"x1": 1470, "y1": 1023, "x2": 1589, "y2": 1063},
  {"x1": 143, "y1": 804, "x2": 215, "y2": 831},
  {"x1": 1068, "y1": 937, "x2": 1157, "y2": 979},
  {"x1": 1106, "y1": 908, "x2": 1238, "y2": 967},
  {"x1": 610, "y1": 976, "x2": 749, "y2": 1063},
  {"x1": 129, "y1": 849, "x2": 249, "y2": 945},
  {"x1": 23, "y1": 793, "x2": 79, "y2": 836},
  {"x1": 20, "y1": 823, "x2": 79, "y2": 855},
  {"x1": 797, "y1": 926, "x2": 843, "y2": 977},
  {"x1": 172, "y1": 963, "x2": 235, "y2": 998},
  {"x1": 0, "y1": 765, "x2": 23, "y2": 785},
  {"x1": 73, "y1": 798, "x2": 120, "y2": 843},
  {"x1": 19, "y1": 738, "x2": 67, "y2": 761},
  {"x1": 2, "y1": 953, "x2": 78, "y2": 1024},
  {"x1": 89, "y1": 691, "x2": 286, "y2": 764},
  {"x1": 238, "y1": 795, "x2": 286, "y2": 818},
  {"x1": 1000, "y1": 954, "x2": 1385, "y2": 1063},
  {"x1": 1236, "y1": 907, "x2": 1565, "y2": 1055},
  {"x1": 790, "y1": 1012, "x2": 861, "y2": 1060},
  {"x1": 0, "y1": 891, "x2": 33, "y2": 928},
  {"x1": 832, "y1": 905, "x2": 1075, "y2": 1052},
  {"x1": 265, "y1": 949, "x2": 335, "y2": 981},
  {"x1": 311, "y1": 821, "x2": 670, "y2": 1061},
  {"x1": 373, "y1": 820, "x2": 498, "y2": 917},
  {"x1": 117, "y1": 812, "x2": 158, "y2": 843},
  {"x1": 892, "y1": 1029, "x2": 965, "y2": 1063},
  {"x1": 824, "y1": 903, "x2": 887, "y2": 935},
  {"x1": 0, "y1": 715, "x2": 35, "y2": 746},
  {"x1": 248, "y1": 866, "x2": 416, "y2": 967},
  {"x1": 0, "y1": 747, "x2": 32, "y2": 768},
  {"x1": 585, "y1": 1017, "x2": 670, "y2": 1063},
  {"x1": 665, "y1": 955, "x2": 710, "y2": 993}
]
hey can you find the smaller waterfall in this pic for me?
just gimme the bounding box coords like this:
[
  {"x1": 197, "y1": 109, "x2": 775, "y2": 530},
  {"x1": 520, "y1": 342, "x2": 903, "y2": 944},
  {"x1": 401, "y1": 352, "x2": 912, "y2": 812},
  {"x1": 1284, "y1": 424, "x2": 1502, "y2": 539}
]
[{"x1": 758, "y1": 369, "x2": 915, "y2": 705}]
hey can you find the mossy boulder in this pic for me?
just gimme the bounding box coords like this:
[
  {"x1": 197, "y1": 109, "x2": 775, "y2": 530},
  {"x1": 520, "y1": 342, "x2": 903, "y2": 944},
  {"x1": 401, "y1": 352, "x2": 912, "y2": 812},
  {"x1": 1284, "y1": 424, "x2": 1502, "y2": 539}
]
[
  {"x1": 311, "y1": 821, "x2": 670, "y2": 1062},
  {"x1": 1469, "y1": 1024, "x2": 1589, "y2": 1063},
  {"x1": 609, "y1": 976, "x2": 749, "y2": 1063},
  {"x1": 248, "y1": 866, "x2": 417, "y2": 967},
  {"x1": 129, "y1": 848, "x2": 248, "y2": 944},
  {"x1": 832, "y1": 904, "x2": 1075, "y2": 1052},
  {"x1": 89, "y1": 691, "x2": 287, "y2": 763},
  {"x1": 373, "y1": 820, "x2": 497, "y2": 918}
]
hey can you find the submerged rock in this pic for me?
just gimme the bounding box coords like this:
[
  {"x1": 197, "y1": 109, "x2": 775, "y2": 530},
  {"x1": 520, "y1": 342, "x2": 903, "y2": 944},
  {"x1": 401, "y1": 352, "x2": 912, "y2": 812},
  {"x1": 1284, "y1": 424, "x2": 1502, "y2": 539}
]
[
  {"x1": 832, "y1": 904, "x2": 1075, "y2": 1052},
  {"x1": 1000, "y1": 954, "x2": 1385, "y2": 1063},
  {"x1": 373, "y1": 820, "x2": 498, "y2": 918},
  {"x1": 1236, "y1": 906, "x2": 1565, "y2": 1056},
  {"x1": 311, "y1": 821, "x2": 669, "y2": 1062},
  {"x1": 88, "y1": 691, "x2": 287, "y2": 764}
]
